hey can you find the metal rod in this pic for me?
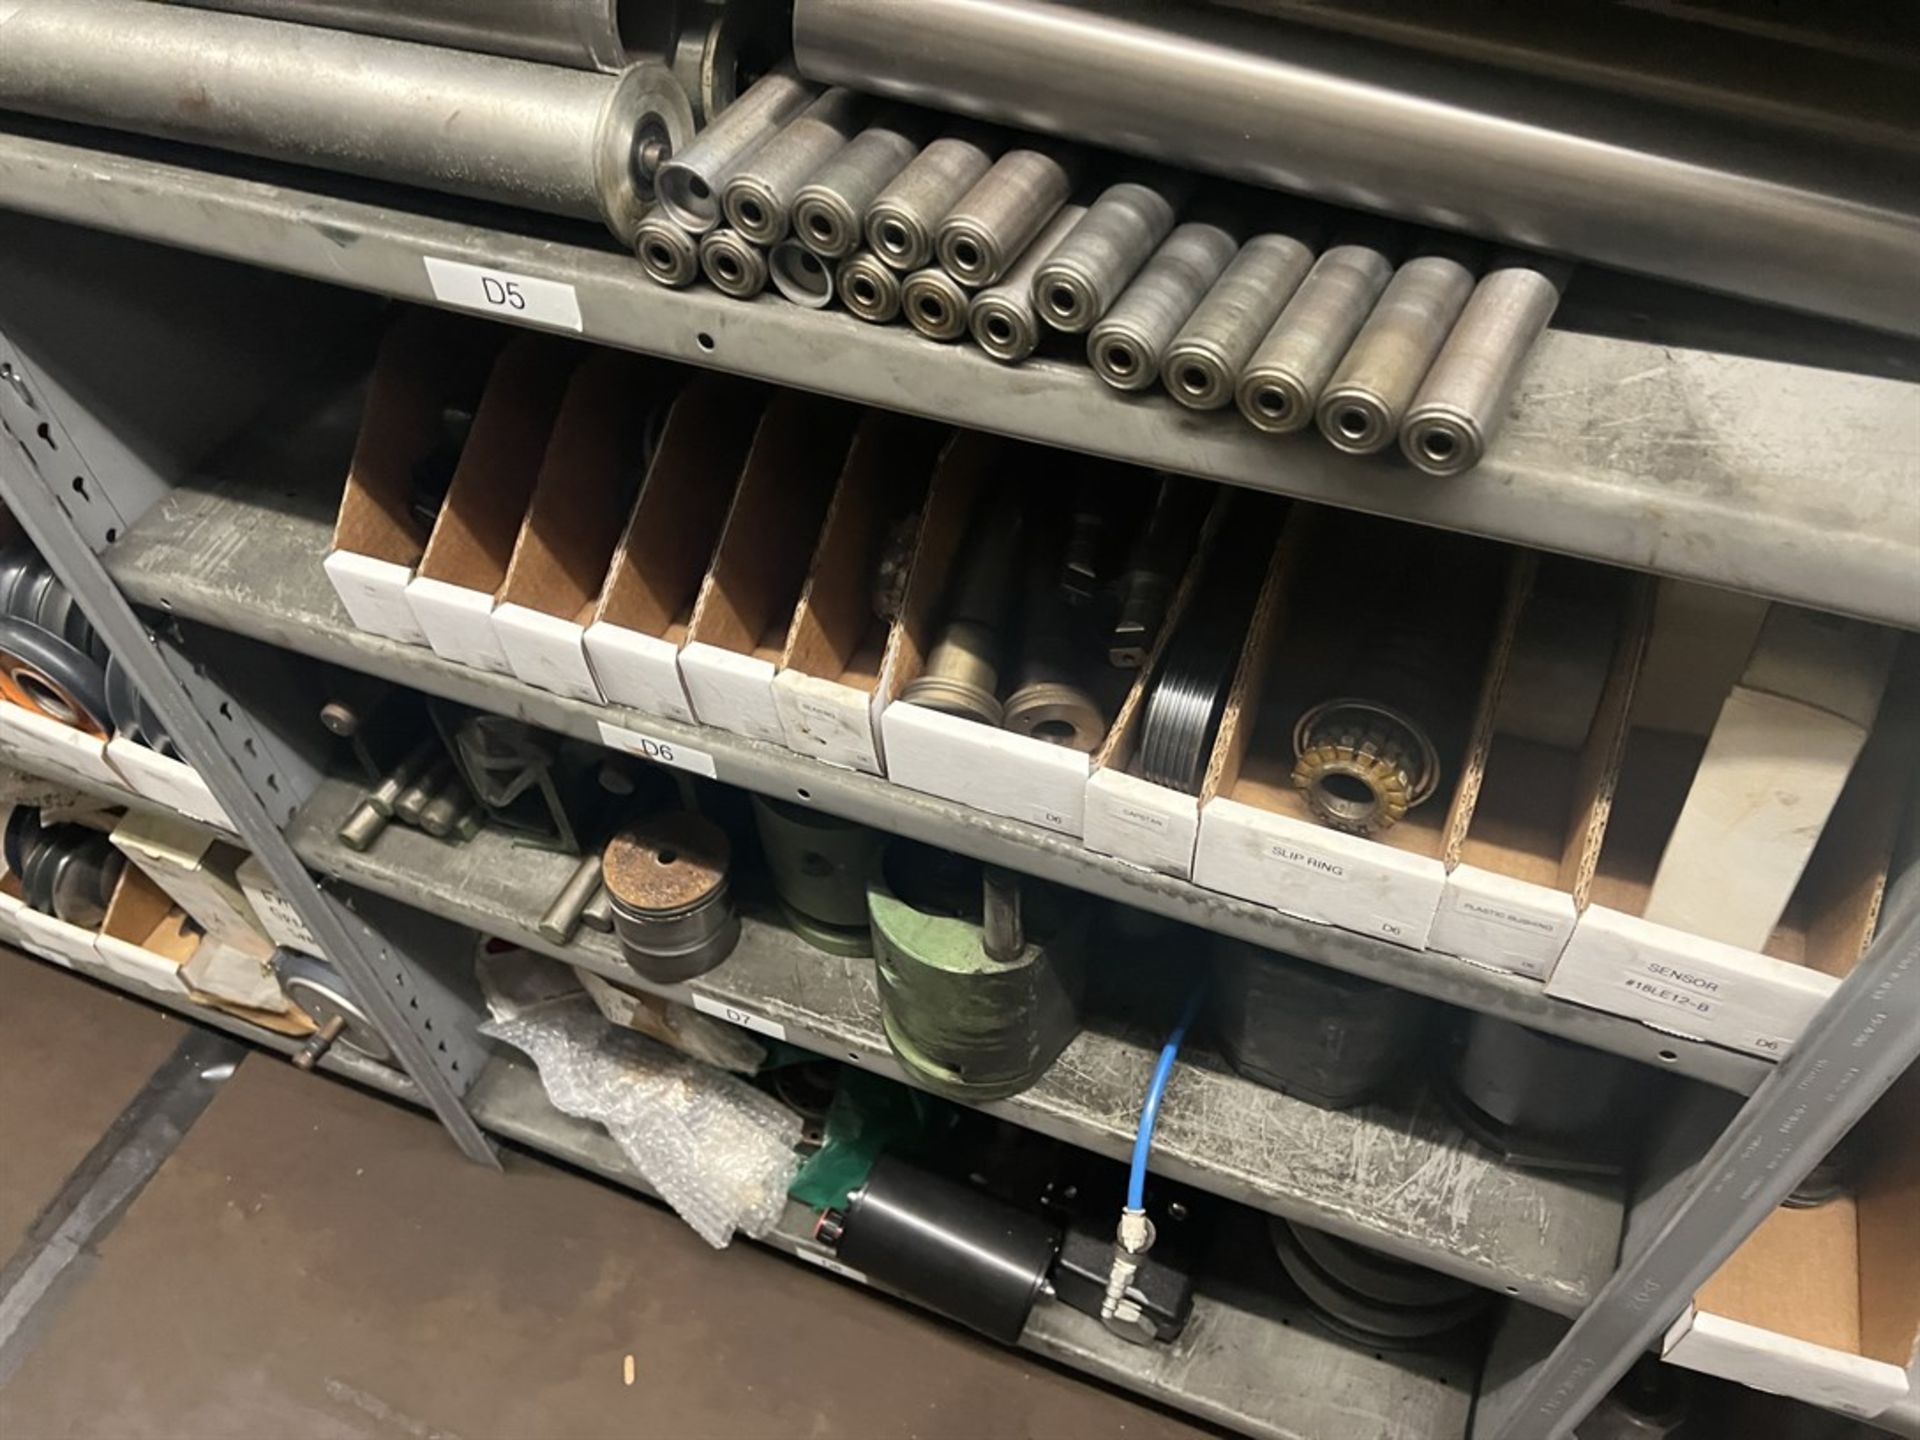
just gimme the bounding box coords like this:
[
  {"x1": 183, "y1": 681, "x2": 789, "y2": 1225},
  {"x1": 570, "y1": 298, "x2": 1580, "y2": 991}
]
[
  {"x1": 935, "y1": 144, "x2": 1081, "y2": 288},
  {"x1": 967, "y1": 204, "x2": 1086, "y2": 363},
  {"x1": 0, "y1": 0, "x2": 692, "y2": 246},
  {"x1": 656, "y1": 63, "x2": 815, "y2": 234},
  {"x1": 792, "y1": 0, "x2": 1920, "y2": 337},
  {"x1": 838, "y1": 250, "x2": 905, "y2": 324},
  {"x1": 539, "y1": 851, "x2": 606, "y2": 946},
  {"x1": 721, "y1": 88, "x2": 869, "y2": 247},
  {"x1": 1032, "y1": 173, "x2": 1191, "y2": 334},
  {"x1": 1161, "y1": 226, "x2": 1320, "y2": 411},
  {"x1": 866, "y1": 128, "x2": 998, "y2": 273},
  {"x1": 699, "y1": 227, "x2": 770, "y2": 300},
  {"x1": 903, "y1": 267, "x2": 972, "y2": 341},
  {"x1": 1088, "y1": 217, "x2": 1240, "y2": 391},
  {"x1": 793, "y1": 108, "x2": 936, "y2": 259},
  {"x1": 1402, "y1": 255, "x2": 1572, "y2": 476},
  {"x1": 981, "y1": 865, "x2": 1025, "y2": 962},
  {"x1": 1236, "y1": 231, "x2": 1400, "y2": 435}
]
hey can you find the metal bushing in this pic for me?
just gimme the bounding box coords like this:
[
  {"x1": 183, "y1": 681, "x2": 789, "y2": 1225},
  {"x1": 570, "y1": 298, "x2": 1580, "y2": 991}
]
[
  {"x1": 901, "y1": 620, "x2": 1003, "y2": 725},
  {"x1": 0, "y1": 615, "x2": 111, "y2": 736},
  {"x1": 1001, "y1": 680, "x2": 1105, "y2": 752},
  {"x1": 1269, "y1": 1218, "x2": 1489, "y2": 1348},
  {"x1": 867, "y1": 840, "x2": 1084, "y2": 1102},
  {"x1": 751, "y1": 796, "x2": 881, "y2": 957},
  {"x1": 1439, "y1": 1014, "x2": 1640, "y2": 1174},
  {"x1": 1209, "y1": 936, "x2": 1432, "y2": 1109},
  {"x1": 602, "y1": 811, "x2": 740, "y2": 983}
]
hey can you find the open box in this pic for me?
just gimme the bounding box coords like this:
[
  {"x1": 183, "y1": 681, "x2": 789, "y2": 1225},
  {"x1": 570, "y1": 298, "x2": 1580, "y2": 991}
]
[
  {"x1": 881, "y1": 446, "x2": 1173, "y2": 836},
  {"x1": 678, "y1": 393, "x2": 862, "y2": 744},
  {"x1": 490, "y1": 351, "x2": 670, "y2": 703},
  {"x1": 1428, "y1": 563, "x2": 1653, "y2": 980},
  {"x1": 771, "y1": 413, "x2": 947, "y2": 775},
  {"x1": 1192, "y1": 509, "x2": 1524, "y2": 950},
  {"x1": 582, "y1": 375, "x2": 765, "y2": 724},
  {"x1": 110, "y1": 810, "x2": 274, "y2": 955},
  {"x1": 323, "y1": 310, "x2": 499, "y2": 645},
  {"x1": 1663, "y1": 1068, "x2": 1920, "y2": 1418},
  {"x1": 89, "y1": 863, "x2": 200, "y2": 998},
  {"x1": 1546, "y1": 646, "x2": 1913, "y2": 1059},
  {"x1": 104, "y1": 738, "x2": 232, "y2": 832},
  {"x1": 402, "y1": 335, "x2": 581, "y2": 675},
  {"x1": 1082, "y1": 490, "x2": 1271, "y2": 879},
  {"x1": 1, "y1": 696, "x2": 121, "y2": 788}
]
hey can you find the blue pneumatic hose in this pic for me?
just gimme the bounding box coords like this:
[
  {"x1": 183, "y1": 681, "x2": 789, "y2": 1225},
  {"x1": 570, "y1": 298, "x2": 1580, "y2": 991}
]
[{"x1": 1127, "y1": 983, "x2": 1207, "y2": 1213}]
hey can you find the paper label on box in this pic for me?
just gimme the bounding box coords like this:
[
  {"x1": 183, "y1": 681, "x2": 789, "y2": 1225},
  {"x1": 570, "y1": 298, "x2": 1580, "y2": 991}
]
[
  {"x1": 772, "y1": 672, "x2": 882, "y2": 775},
  {"x1": 793, "y1": 1248, "x2": 868, "y2": 1285},
  {"x1": 246, "y1": 883, "x2": 323, "y2": 957},
  {"x1": 596, "y1": 721, "x2": 717, "y2": 778},
  {"x1": 493, "y1": 604, "x2": 606, "y2": 704},
  {"x1": 422, "y1": 257, "x2": 584, "y2": 332},
  {"x1": 691, "y1": 994, "x2": 786, "y2": 1039}
]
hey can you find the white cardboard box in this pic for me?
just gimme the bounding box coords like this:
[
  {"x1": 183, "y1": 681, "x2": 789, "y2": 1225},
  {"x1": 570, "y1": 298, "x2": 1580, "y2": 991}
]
[
  {"x1": 583, "y1": 375, "x2": 763, "y2": 725},
  {"x1": 0, "y1": 700, "x2": 121, "y2": 787},
  {"x1": 680, "y1": 392, "x2": 859, "y2": 744},
  {"x1": 492, "y1": 352, "x2": 666, "y2": 704},
  {"x1": 1427, "y1": 865, "x2": 1580, "y2": 982},
  {"x1": 15, "y1": 904, "x2": 97, "y2": 969},
  {"x1": 236, "y1": 852, "x2": 322, "y2": 957},
  {"x1": 104, "y1": 738, "x2": 233, "y2": 831},
  {"x1": 883, "y1": 702, "x2": 1090, "y2": 835},
  {"x1": 109, "y1": 810, "x2": 274, "y2": 956},
  {"x1": 0, "y1": 882, "x2": 25, "y2": 948},
  {"x1": 403, "y1": 335, "x2": 577, "y2": 674},
  {"x1": 91, "y1": 866, "x2": 199, "y2": 998}
]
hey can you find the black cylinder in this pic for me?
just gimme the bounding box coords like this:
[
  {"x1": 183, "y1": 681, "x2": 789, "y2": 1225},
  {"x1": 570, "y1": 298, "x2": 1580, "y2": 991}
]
[{"x1": 828, "y1": 1156, "x2": 1060, "y2": 1344}]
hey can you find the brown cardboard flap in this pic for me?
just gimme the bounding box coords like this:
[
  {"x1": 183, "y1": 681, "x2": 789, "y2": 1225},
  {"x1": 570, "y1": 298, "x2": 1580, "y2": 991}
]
[
  {"x1": 687, "y1": 393, "x2": 861, "y2": 658},
  {"x1": 1439, "y1": 551, "x2": 1538, "y2": 866},
  {"x1": 1697, "y1": 1200, "x2": 1863, "y2": 1354},
  {"x1": 101, "y1": 865, "x2": 201, "y2": 960},
  {"x1": 883, "y1": 430, "x2": 1004, "y2": 696},
  {"x1": 331, "y1": 310, "x2": 498, "y2": 568},
  {"x1": 1561, "y1": 576, "x2": 1655, "y2": 899},
  {"x1": 499, "y1": 352, "x2": 666, "y2": 626},
  {"x1": 417, "y1": 335, "x2": 580, "y2": 592},
  {"x1": 1858, "y1": 1066, "x2": 1920, "y2": 1369},
  {"x1": 782, "y1": 413, "x2": 946, "y2": 686},
  {"x1": 593, "y1": 374, "x2": 765, "y2": 641}
]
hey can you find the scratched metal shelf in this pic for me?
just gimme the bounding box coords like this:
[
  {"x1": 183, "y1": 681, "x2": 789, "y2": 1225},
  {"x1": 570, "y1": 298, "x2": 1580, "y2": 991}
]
[
  {"x1": 289, "y1": 771, "x2": 1625, "y2": 1316},
  {"x1": 104, "y1": 388, "x2": 1775, "y2": 1095},
  {"x1": 1, "y1": 124, "x2": 1915, "y2": 630}
]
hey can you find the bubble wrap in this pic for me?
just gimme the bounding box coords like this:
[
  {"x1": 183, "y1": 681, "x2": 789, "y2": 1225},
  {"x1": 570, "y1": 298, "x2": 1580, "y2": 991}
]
[{"x1": 481, "y1": 997, "x2": 801, "y2": 1248}]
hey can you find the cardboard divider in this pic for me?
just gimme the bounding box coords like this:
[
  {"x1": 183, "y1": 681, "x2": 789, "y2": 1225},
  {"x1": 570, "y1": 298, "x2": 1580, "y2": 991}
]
[
  {"x1": 582, "y1": 374, "x2": 768, "y2": 723},
  {"x1": 91, "y1": 864, "x2": 201, "y2": 997},
  {"x1": 1193, "y1": 508, "x2": 1522, "y2": 949},
  {"x1": 1663, "y1": 1068, "x2": 1920, "y2": 1418},
  {"x1": 491, "y1": 351, "x2": 670, "y2": 703},
  {"x1": 1550, "y1": 642, "x2": 1917, "y2": 1058},
  {"x1": 404, "y1": 335, "x2": 582, "y2": 674},
  {"x1": 1082, "y1": 491, "x2": 1269, "y2": 879},
  {"x1": 679, "y1": 394, "x2": 863, "y2": 743},
  {"x1": 1428, "y1": 564, "x2": 1654, "y2": 979},
  {"x1": 881, "y1": 451, "x2": 1180, "y2": 836},
  {"x1": 323, "y1": 310, "x2": 500, "y2": 644},
  {"x1": 771, "y1": 413, "x2": 948, "y2": 774}
]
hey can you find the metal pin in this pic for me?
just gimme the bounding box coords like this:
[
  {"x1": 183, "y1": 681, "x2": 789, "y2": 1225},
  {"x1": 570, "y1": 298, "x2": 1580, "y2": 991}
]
[
  {"x1": 1317, "y1": 245, "x2": 1481, "y2": 455},
  {"x1": 967, "y1": 204, "x2": 1086, "y2": 363},
  {"x1": 722, "y1": 87, "x2": 868, "y2": 246},
  {"x1": 1236, "y1": 232, "x2": 1400, "y2": 434},
  {"x1": 1032, "y1": 173, "x2": 1191, "y2": 334},
  {"x1": 699, "y1": 227, "x2": 770, "y2": 299},
  {"x1": 368, "y1": 739, "x2": 438, "y2": 819},
  {"x1": 866, "y1": 128, "x2": 997, "y2": 272},
  {"x1": 393, "y1": 759, "x2": 449, "y2": 826},
  {"x1": 839, "y1": 250, "x2": 905, "y2": 323},
  {"x1": 581, "y1": 886, "x2": 615, "y2": 934},
  {"x1": 935, "y1": 144, "x2": 1080, "y2": 288},
  {"x1": 635, "y1": 212, "x2": 701, "y2": 287},
  {"x1": 981, "y1": 866, "x2": 1024, "y2": 963},
  {"x1": 1088, "y1": 218, "x2": 1239, "y2": 391},
  {"x1": 656, "y1": 63, "x2": 815, "y2": 234},
  {"x1": 293, "y1": 1014, "x2": 348, "y2": 1072},
  {"x1": 902, "y1": 267, "x2": 971, "y2": 341},
  {"x1": 769, "y1": 240, "x2": 837, "y2": 308},
  {"x1": 1162, "y1": 226, "x2": 1321, "y2": 410},
  {"x1": 1402, "y1": 255, "x2": 1572, "y2": 476},
  {"x1": 418, "y1": 772, "x2": 470, "y2": 838},
  {"x1": 540, "y1": 852, "x2": 606, "y2": 946},
  {"x1": 336, "y1": 800, "x2": 388, "y2": 853},
  {"x1": 793, "y1": 108, "x2": 935, "y2": 259}
]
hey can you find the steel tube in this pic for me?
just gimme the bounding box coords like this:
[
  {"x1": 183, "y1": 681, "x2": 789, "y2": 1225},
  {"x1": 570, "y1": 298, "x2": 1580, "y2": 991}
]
[
  {"x1": 793, "y1": 0, "x2": 1920, "y2": 336},
  {"x1": 0, "y1": 0, "x2": 690, "y2": 245},
  {"x1": 838, "y1": 250, "x2": 905, "y2": 323},
  {"x1": 1032, "y1": 174, "x2": 1190, "y2": 334},
  {"x1": 1236, "y1": 232, "x2": 1400, "y2": 435},
  {"x1": 865, "y1": 129, "x2": 998, "y2": 272},
  {"x1": 1317, "y1": 244, "x2": 1481, "y2": 455},
  {"x1": 699, "y1": 227, "x2": 770, "y2": 299},
  {"x1": 159, "y1": 0, "x2": 635, "y2": 72},
  {"x1": 655, "y1": 63, "x2": 815, "y2": 234},
  {"x1": 967, "y1": 204, "x2": 1085, "y2": 363},
  {"x1": 768, "y1": 240, "x2": 837, "y2": 308},
  {"x1": 1403, "y1": 256, "x2": 1572, "y2": 477},
  {"x1": 635, "y1": 211, "x2": 700, "y2": 287},
  {"x1": 721, "y1": 87, "x2": 868, "y2": 246},
  {"x1": 1162, "y1": 226, "x2": 1320, "y2": 411},
  {"x1": 793, "y1": 109, "x2": 936, "y2": 259},
  {"x1": 902, "y1": 267, "x2": 972, "y2": 342},
  {"x1": 1088, "y1": 217, "x2": 1239, "y2": 392},
  {"x1": 935, "y1": 145, "x2": 1080, "y2": 288}
]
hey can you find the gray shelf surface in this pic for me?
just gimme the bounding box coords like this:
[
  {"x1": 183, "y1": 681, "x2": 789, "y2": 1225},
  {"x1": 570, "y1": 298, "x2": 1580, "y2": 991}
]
[
  {"x1": 3, "y1": 125, "x2": 1916, "y2": 630},
  {"x1": 105, "y1": 395, "x2": 1775, "y2": 1095},
  {"x1": 289, "y1": 772, "x2": 1626, "y2": 1317}
]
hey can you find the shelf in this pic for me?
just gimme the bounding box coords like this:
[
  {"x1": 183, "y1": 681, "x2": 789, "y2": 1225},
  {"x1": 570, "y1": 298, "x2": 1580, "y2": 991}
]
[
  {"x1": 5, "y1": 124, "x2": 1916, "y2": 631},
  {"x1": 468, "y1": 1052, "x2": 1476, "y2": 1440},
  {"x1": 2, "y1": 741, "x2": 236, "y2": 839},
  {"x1": 290, "y1": 771, "x2": 1625, "y2": 1317},
  {"x1": 105, "y1": 393, "x2": 1775, "y2": 1096}
]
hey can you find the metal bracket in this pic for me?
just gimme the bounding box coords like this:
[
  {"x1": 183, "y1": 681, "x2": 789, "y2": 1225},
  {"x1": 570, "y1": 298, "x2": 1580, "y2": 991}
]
[{"x1": 0, "y1": 334, "x2": 496, "y2": 1166}]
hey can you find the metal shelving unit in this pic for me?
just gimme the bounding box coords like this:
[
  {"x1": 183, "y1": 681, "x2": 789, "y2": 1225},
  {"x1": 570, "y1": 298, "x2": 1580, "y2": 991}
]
[{"x1": 2, "y1": 37, "x2": 1918, "y2": 1437}]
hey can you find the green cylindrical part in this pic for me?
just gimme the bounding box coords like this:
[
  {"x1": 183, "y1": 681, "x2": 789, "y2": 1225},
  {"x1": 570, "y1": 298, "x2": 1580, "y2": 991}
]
[
  {"x1": 753, "y1": 796, "x2": 882, "y2": 955},
  {"x1": 868, "y1": 841, "x2": 1083, "y2": 1102}
]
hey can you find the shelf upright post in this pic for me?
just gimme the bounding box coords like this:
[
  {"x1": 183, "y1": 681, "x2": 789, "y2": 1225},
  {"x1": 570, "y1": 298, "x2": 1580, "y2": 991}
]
[{"x1": 0, "y1": 327, "x2": 498, "y2": 1168}]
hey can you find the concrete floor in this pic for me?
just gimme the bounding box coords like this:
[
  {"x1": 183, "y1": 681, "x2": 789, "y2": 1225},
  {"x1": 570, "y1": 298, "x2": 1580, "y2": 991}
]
[{"x1": 0, "y1": 948, "x2": 1215, "y2": 1440}]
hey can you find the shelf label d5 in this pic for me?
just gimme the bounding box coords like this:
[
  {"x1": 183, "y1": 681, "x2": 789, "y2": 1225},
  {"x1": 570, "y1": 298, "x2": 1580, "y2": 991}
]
[{"x1": 422, "y1": 257, "x2": 583, "y2": 332}]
